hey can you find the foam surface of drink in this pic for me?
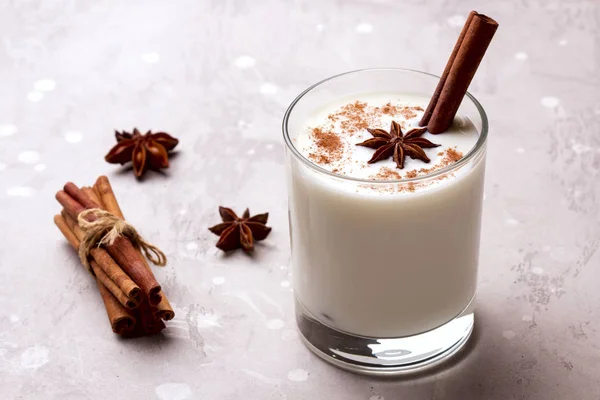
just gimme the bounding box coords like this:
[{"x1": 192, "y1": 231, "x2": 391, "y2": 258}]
[{"x1": 295, "y1": 93, "x2": 479, "y2": 182}]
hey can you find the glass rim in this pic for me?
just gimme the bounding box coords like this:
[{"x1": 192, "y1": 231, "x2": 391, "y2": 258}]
[{"x1": 281, "y1": 68, "x2": 489, "y2": 184}]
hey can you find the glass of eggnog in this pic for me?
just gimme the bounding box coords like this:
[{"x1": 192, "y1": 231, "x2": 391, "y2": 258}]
[{"x1": 283, "y1": 68, "x2": 487, "y2": 374}]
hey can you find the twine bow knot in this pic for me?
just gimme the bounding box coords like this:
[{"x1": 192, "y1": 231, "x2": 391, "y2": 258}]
[{"x1": 77, "y1": 208, "x2": 167, "y2": 274}]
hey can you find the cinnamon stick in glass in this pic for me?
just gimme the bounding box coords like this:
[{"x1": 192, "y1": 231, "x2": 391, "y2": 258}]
[
  {"x1": 57, "y1": 184, "x2": 162, "y2": 305},
  {"x1": 54, "y1": 214, "x2": 136, "y2": 334},
  {"x1": 94, "y1": 176, "x2": 175, "y2": 320},
  {"x1": 420, "y1": 11, "x2": 498, "y2": 134},
  {"x1": 419, "y1": 11, "x2": 477, "y2": 128}
]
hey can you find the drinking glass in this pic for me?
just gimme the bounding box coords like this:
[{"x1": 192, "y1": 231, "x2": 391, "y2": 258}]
[{"x1": 283, "y1": 69, "x2": 487, "y2": 374}]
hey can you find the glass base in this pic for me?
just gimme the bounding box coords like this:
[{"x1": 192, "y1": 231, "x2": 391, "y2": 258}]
[{"x1": 295, "y1": 297, "x2": 474, "y2": 376}]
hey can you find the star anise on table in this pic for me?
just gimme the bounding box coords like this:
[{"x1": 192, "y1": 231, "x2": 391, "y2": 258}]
[
  {"x1": 208, "y1": 207, "x2": 272, "y2": 253},
  {"x1": 105, "y1": 128, "x2": 179, "y2": 178},
  {"x1": 356, "y1": 121, "x2": 440, "y2": 169}
]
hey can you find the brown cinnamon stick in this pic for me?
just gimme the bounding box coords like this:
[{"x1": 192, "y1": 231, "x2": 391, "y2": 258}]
[
  {"x1": 82, "y1": 186, "x2": 103, "y2": 209},
  {"x1": 420, "y1": 11, "x2": 477, "y2": 128},
  {"x1": 56, "y1": 190, "x2": 86, "y2": 220},
  {"x1": 95, "y1": 176, "x2": 124, "y2": 219},
  {"x1": 96, "y1": 279, "x2": 136, "y2": 334},
  {"x1": 57, "y1": 184, "x2": 162, "y2": 305},
  {"x1": 420, "y1": 11, "x2": 498, "y2": 134},
  {"x1": 93, "y1": 262, "x2": 138, "y2": 309},
  {"x1": 60, "y1": 212, "x2": 141, "y2": 308},
  {"x1": 109, "y1": 235, "x2": 162, "y2": 305},
  {"x1": 53, "y1": 214, "x2": 80, "y2": 250},
  {"x1": 64, "y1": 182, "x2": 99, "y2": 209},
  {"x1": 139, "y1": 298, "x2": 166, "y2": 334},
  {"x1": 54, "y1": 214, "x2": 136, "y2": 334},
  {"x1": 94, "y1": 176, "x2": 175, "y2": 320},
  {"x1": 155, "y1": 295, "x2": 175, "y2": 321}
]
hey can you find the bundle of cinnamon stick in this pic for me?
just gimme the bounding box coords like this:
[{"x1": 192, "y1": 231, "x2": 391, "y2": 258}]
[{"x1": 53, "y1": 176, "x2": 174, "y2": 336}]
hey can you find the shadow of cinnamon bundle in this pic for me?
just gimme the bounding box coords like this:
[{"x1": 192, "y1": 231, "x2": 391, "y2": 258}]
[{"x1": 53, "y1": 175, "x2": 174, "y2": 336}]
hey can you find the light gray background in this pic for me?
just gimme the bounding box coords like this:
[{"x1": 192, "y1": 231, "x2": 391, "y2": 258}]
[{"x1": 1, "y1": 0, "x2": 599, "y2": 399}]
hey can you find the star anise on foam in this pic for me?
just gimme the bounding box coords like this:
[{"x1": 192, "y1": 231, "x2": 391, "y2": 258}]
[
  {"x1": 356, "y1": 121, "x2": 440, "y2": 169},
  {"x1": 208, "y1": 207, "x2": 272, "y2": 253},
  {"x1": 105, "y1": 128, "x2": 179, "y2": 178}
]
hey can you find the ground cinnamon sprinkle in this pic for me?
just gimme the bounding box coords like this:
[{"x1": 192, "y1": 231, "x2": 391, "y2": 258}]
[
  {"x1": 400, "y1": 107, "x2": 418, "y2": 120},
  {"x1": 445, "y1": 148, "x2": 462, "y2": 163},
  {"x1": 310, "y1": 127, "x2": 343, "y2": 163},
  {"x1": 393, "y1": 181, "x2": 417, "y2": 193},
  {"x1": 340, "y1": 119, "x2": 369, "y2": 133},
  {"x1": 370, "y1": 167, "x2": 402, "y2": 180},
  {"x1": 334, "y1": 101, "x2": 371, "y2": 135},
  {"x1": 303, "y1": 101, "x2": 445, "y2": 185},
  {"x1": 312, "y1": 127, "x2": 341, "y2": 152},
  {"x1": 309, "y1": 152, "x2": 331, "y2": 164},
  {"x1": 345, "y1": 101, "x2": 367, "y2": 113},
  {"x1": 325, "y1": 102, "x2": 425, "y2": 138},
  {"x1": 381, "y1": 103, "x2": 398, "y2": 115},
  {"x1": 418, "y1": 147, "x2": 464, "y2": 176}
]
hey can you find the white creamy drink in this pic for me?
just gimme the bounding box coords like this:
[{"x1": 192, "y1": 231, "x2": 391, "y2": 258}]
[{"x1": 287, "y1": 93, "x2": 485, "y2": 338}]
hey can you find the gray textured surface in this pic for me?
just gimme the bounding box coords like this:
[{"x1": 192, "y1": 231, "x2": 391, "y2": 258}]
[{"x1": 1, "y1": 1, "x2": 599, "y2": 399}]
